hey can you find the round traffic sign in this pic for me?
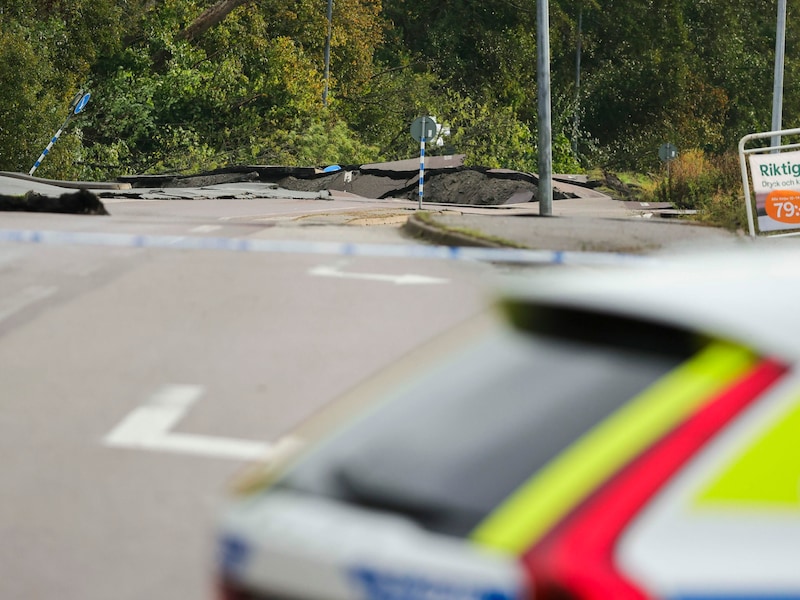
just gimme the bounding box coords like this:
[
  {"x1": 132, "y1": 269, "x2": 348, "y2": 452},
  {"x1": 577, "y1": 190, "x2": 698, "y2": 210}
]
[
  {"x1": 74, "y1": 93, "x2": 91, "y2": 115},
  {"x1": 410, "y1": 116, "x2": 438, "y2": 142},
  {"x1": 659, "y1": 143, "x2": 678, "y2": 162}
]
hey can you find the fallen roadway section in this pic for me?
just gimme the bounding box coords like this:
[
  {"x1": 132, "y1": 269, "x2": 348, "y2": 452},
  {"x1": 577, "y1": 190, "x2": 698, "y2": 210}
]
[{"x1": 114, "y1": 155, "x2": 552, "y2": 206}]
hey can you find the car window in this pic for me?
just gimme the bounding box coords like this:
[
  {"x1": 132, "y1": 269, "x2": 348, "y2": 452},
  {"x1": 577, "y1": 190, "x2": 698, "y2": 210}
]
[{"x1": 278, "y1": 323, "x2": 693, "y2": 538}]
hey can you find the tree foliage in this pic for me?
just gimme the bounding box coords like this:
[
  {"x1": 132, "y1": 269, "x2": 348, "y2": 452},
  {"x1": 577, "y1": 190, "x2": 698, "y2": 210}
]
[{"x1": 0, "y1": 0, "x2": 796, "y2": 177}]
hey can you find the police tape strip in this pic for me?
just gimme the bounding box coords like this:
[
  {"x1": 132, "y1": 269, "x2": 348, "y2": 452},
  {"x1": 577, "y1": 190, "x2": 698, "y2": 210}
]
[{"x1": 0, "y1": 228, "x2": 654, "y2": 266}]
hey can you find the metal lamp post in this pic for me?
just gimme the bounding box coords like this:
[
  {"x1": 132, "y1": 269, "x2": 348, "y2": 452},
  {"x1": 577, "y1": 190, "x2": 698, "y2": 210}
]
[
  {"x1": 771, "y1": 0, "x2": 787, "y2": 148},
  {"x1": 323, "y1": 0, "x2": 333, "y2": 106},
  {"x1": 573, "y1": 6, "x2": 582, "y2": 157},
  {"x1": 537, "y1": 0, "x2": 553, "y2": 215}
]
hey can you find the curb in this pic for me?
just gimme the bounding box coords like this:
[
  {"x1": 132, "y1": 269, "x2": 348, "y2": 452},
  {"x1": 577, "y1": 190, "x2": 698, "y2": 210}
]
[
  {"x1": 403, "y1": 213, "x2": 524, "y2": 249},
  {"x1": 0, "y1": 171, "x2": 131, "y2": 190}
]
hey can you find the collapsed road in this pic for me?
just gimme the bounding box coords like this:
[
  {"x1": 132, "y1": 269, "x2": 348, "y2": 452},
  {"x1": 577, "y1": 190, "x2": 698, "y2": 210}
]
[
  {"x1": 116, "y1": 155, "x2": 583, "y2": 205},
  {"x1": 1, "y1": 155, "x2": 593, "y2": 214}
]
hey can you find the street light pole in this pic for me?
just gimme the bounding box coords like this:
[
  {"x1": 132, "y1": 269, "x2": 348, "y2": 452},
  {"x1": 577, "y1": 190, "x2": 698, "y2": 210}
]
[
  {"x1": 323, "y1": 0, "x2": 333, "y2": 106},
  {"x1": 537, "y1": 0, "x2": 553, "y2": 215},
  {"x1": 771, "y1": 0, "x2": 786, "y2": 148},
  {"x1": 572, "y1": 6, "x2": 582, "y2": 157}
]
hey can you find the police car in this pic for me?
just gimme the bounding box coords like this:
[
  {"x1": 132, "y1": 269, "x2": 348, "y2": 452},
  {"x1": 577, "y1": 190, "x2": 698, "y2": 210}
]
[{"x1": 217, "y1": 243, "x2": 800, "y2": 600}]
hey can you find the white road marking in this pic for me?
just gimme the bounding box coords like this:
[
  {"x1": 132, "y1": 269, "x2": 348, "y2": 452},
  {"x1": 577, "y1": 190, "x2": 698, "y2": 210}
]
[
  {"x1": 218, "y1": 206, "x2": 362, "y2": 222},
  {"x1": 190, "y1": 224, "x2": 222, "y2": 233},
  {"x1": 104, "y1": 384, "x2": 275, "y2": 461},
  {"x1": 0, "y1": 285, "x2": 58, "y2": 323},
  {"x1": 309, "y1": 262, "x2": 449, "y2": 285}
]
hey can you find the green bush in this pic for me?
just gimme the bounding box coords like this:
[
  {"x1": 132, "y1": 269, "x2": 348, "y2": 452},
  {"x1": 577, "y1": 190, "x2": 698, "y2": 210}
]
[{"x1": 647, "y1": 149, "x2": 747, "y2": 232}]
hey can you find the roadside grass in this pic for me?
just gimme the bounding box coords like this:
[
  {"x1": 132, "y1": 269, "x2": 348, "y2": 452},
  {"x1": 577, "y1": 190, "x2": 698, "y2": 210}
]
[
  {"x1": 617, "y1": 171, "x2": 657, "y2": 190},
  {"x1": 645, "y1": 150, "x2": 747, "y2": 232},
  {"x1": 414, "y1": 211, "x2": 529, "y2": 248},
  {"x1": 596, "y1": 151, "x2": 747, "y2": 233},
  {"x1": 588, "y1": 168, "x2": 658, "y2": 202}
]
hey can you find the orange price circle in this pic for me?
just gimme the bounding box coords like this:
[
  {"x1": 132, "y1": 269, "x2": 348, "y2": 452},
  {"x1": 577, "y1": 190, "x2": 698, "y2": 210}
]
[{"x1": 766, "y1": 190, "x2": 800, "y2": 224}]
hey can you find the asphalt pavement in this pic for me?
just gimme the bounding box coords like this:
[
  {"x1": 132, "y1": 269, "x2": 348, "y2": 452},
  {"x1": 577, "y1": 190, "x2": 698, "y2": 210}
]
[
  {"x1": 0, "y1": 170, "x2": 739, "y2": 255},
  {"x1": 0, "y1": 168, "x2": 747, "y2": 599},
  {"x1": 0, "y1": 177, "x2": 495, "y2": 600},
  {"x1": 405, "y1": 185, "x2": 738, "y2": 254}
]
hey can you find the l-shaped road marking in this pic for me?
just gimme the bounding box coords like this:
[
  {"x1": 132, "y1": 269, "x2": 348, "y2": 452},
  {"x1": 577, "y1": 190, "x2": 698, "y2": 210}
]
[{"x1": 103, "y1": 384, "x2": 291, "y2": 461}]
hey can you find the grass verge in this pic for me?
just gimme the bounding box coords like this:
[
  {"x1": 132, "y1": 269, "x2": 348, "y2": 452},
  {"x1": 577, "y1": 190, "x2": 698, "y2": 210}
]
[{"x1": 412, "y1": 211, "x2": 530, "y2": 248}]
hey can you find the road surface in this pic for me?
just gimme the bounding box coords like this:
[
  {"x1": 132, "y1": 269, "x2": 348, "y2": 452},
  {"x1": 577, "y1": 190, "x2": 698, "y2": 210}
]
[{"x1": 0, "y1": 191, "x2": 499, "y2": 599}]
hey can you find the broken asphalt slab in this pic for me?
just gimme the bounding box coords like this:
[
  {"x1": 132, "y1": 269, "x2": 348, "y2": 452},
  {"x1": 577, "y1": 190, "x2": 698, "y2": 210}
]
[
  {"x1": 113, "y1": 156, "x2": 555, "y2": 206},
  {"x1": 0, "y1": 189, "x2": 108, "y2": 215},
  {"x1": 0, "y1": 160, "x2": 705, "y2": 256},
  {"x1": 0, "y1": 156, "x2": 625, "y2": 213},
  {"x1": 404, "y1": 210, "x2": 737, "y2": 253}
]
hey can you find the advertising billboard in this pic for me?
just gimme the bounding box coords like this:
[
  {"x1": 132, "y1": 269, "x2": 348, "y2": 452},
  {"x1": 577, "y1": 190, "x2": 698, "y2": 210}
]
[{"x1": 748, "y1": 150, "x2": 800, "y2": 233}]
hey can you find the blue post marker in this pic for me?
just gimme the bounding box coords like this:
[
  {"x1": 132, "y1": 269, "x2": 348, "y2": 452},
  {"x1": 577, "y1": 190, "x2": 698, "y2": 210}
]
[
  {"x1": 418, "y1": 118, "x2": 426, "y2": 209},
  {"x1": 29, "y1": 91, "x2": 90, "y2": 176},
  {"x1": 410, "y1": 115, "x2": 436, "y2": 209},
  {"x1": 29, "y1": 125, "x2": 69, "y2": 176}
]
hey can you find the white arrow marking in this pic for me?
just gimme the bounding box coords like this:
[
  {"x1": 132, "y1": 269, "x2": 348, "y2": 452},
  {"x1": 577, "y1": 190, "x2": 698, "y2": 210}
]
[
  {"x1": 104, "y1": 384, "x2": 282, "y2": 461},
  {"x1": 309, "y1": 263, "x2": 448, "y2": 285},
  {"x1": 190, "y1": 224, "x2": 223, "y2": 233}
]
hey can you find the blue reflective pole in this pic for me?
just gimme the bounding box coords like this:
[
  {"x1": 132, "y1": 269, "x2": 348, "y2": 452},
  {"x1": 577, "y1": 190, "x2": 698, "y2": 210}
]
[
  {"x1": 29, "y1": 91, "x2": 89, "y2": 176},
  {"x1": 29, "y1": 114, "x2": 73, "y2": 176},
  {"x1": 418, "y1": 118, "x2": 426, "y2": 209}
]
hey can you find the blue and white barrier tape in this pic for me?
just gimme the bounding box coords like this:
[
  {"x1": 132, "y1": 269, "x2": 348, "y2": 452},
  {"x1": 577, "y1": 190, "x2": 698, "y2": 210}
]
[{"x1": 0, "y1": 228, "x2": 655, "y2": 266}]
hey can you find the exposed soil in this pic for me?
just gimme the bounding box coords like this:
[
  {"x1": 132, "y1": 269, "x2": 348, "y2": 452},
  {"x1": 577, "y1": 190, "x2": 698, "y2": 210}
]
[
  {"x1": 113, "y1": 159, "x2": 598, "y2": 206},
  {"x1": 0, "y1": 189, "x2": 108, "y2": 215},
  {"x1": 277, "y1": 174, "x2": 341, "y2": 193},
  {"x1": 600, "y1": 171, "x2": 640, "y2": 201},
  {"x1": 280, "y1": 168, "x2": 539, "y2": 205},
  {"x1": 403, "y1": 170, "x2": 537, "y2": 205}
]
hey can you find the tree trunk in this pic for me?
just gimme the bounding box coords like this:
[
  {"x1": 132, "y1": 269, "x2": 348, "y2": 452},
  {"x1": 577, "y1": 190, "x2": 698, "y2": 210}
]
[{"x1": 178, "y1": 0, "x2": 253, "y2": 43}]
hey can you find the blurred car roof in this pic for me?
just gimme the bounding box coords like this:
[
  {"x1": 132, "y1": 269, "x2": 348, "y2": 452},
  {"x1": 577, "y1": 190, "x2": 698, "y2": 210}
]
[{"x1": 501, "y1": 242, "x2": 800, "y2": 360}]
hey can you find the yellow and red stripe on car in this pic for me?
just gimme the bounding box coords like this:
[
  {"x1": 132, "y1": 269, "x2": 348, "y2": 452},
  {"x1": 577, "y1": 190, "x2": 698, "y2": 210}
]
[{"x1": 470, "y1": 341, "x2": 771, "y2": 556}]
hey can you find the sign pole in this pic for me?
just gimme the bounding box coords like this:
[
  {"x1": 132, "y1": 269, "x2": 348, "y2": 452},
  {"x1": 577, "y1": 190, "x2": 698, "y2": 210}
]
[
  {"x1": 419, "y1": 117, "x2": 426, "y2": 209},
  {"x1": 29, "y1": 114, "x2": 72, "y2": 176},
  {"x1": 29, "y1": 91, "x2": 90, "y2": 177},
  {"x1": 410, "y1": 116, "x2": 435, "y2": 208}
]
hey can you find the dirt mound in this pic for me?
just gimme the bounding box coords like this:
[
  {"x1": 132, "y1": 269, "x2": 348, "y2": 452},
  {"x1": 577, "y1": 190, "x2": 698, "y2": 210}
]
[
  {"x1": 279, "y1": 167, "x2": 539, "y2": 205},
  {"x1": 0, "y1": 189, "x2": 108, "y2": 215},
  {"x1": 407, "y1": 170, "x2": 536, "y2": 205},
  {"x1": 117, "y1": 159, "x2": 558, "y2": 205},
  {"x1": 278, "y1": 174, "x2": 340, "y2": 192},
  {"x1": 601, "y1": 171, "x2": 640, "y2": 201}
]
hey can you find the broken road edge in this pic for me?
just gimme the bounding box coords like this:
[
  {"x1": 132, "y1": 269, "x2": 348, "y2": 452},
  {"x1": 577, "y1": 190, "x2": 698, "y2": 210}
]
[{"x1": 404, "y1": 211, "x2": 529, "y2": 249}]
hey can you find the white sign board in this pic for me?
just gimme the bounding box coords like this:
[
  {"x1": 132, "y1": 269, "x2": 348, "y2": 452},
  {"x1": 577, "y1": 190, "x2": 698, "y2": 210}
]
[{"x1": 748, "y1": 150, "x2": 800, "y2": 233}]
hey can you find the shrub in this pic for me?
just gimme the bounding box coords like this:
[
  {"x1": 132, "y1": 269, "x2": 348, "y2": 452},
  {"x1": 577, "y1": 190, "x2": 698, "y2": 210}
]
[{"x1": 646, "y1": 149, "x2": 747, "y2": 232}]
